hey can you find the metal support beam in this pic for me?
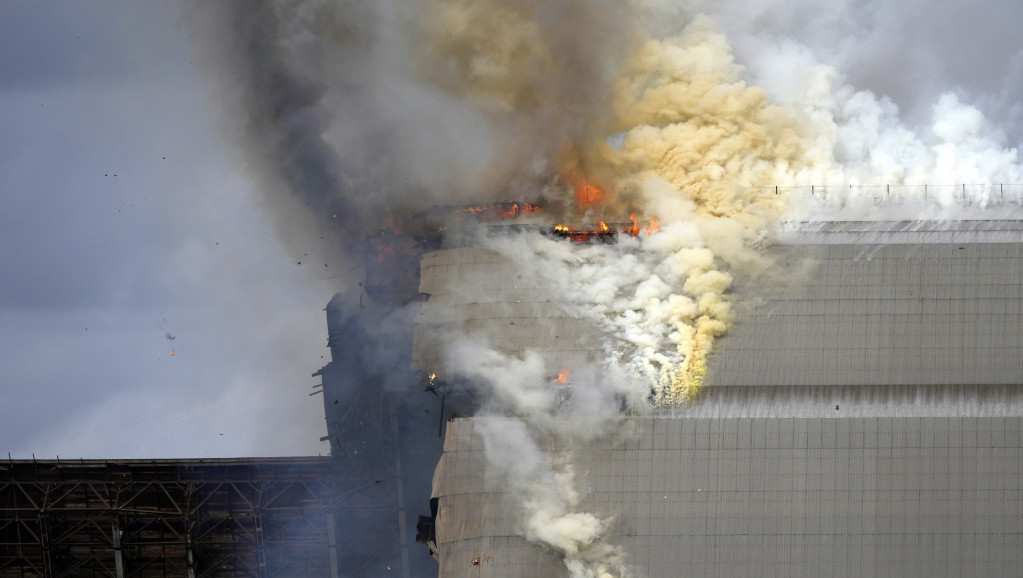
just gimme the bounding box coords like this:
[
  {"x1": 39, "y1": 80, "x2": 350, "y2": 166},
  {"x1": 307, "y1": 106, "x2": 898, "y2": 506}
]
[
  {"x1": 112, "y1": 521, "x2": 125, "y2": 578},
  {"x1": 38, "y1": 512, "x2": 53, "y2": 578},
  {"x1": 254, "y1": 481, "x2": 267, "y2": 578},
  {"x1": 390, "y1": 411, "x2": 411, "y2": 578},
  {"x1": 185, "y1": 520, "x2": 196, "y2": 578},
  {"x1": 326, "y1": 512, "x2": 339, "y2": 578}
]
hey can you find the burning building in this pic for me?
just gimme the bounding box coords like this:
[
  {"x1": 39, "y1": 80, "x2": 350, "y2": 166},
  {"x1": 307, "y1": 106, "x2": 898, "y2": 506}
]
[
  {"x1": 7, "y1": 0, "x2": 1023, "y2": 576},
  {"x1": 178, "y1": 2, "x2": 1023, "y2": 575},
  {"x1": 326, "y1": 207, "x2": 1023, "y2": 578},
  {"x1": 6, "y1": 212, "x2": 1021, "y2": 578},
  {"x1": 316, "y1": 207, "x2": 1023, "y2": 577}
]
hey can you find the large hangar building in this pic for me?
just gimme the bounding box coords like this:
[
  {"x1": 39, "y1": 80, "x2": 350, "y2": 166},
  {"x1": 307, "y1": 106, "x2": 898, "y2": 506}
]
[{"x1": 422, "y1": 219, "x2": 1023, "y2": 577}]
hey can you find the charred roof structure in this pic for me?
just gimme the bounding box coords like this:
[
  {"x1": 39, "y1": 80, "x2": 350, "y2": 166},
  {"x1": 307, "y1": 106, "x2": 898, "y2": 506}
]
[{"x1": 421, "y1": 219, "x2": 1023, "y2": 577}]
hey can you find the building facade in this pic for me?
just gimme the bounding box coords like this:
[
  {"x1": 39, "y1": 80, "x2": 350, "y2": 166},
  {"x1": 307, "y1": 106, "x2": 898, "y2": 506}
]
[{"x1": 425, "y1": 220, "x2": 1023, "y2": 577}]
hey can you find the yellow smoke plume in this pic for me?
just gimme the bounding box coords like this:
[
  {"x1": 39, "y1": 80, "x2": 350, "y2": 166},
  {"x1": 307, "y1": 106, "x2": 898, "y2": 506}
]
[
  {"x1": 420, "y1": 0, "x2": 637, "y2": 194},
  {"x1": 420, "y1": 4, "x2": 825, "y2": 406},
  {"x1": 419, "y1": 7, "x2": 830, "y2": 577},
  {"x1": 587, "y1": 18, "x2": 822, "y2": 402}
]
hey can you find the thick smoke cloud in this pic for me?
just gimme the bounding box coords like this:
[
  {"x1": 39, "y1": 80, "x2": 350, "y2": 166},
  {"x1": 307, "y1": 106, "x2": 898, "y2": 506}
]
[
  {"x1": 423, "y1": 4, "x2": 1023, "y2": 575},
  {"x1": 418, "y1": 0, "x2": 637, "y2": 199},
  {"x1": 182, "y1": 0, "x2": 512, "y2": 276},
  {"x1": 185, "y1": 0, "x2": 1023, "y2": 575}
]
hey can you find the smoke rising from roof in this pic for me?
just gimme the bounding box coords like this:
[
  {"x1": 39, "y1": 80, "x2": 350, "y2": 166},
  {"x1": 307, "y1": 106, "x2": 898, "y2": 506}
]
[
  {"x1": 425, "y1": 4, "x2": 1023, "y2": 575},
  {"x1": 418, "y1": 0, "x2": 638, "y2": 198},
  {"x1": 182, "y1": 0, "x2": 519, "y2": 280},
  {"x1": 183, "y1": 0, "x2": 1023, "y2": 575}
]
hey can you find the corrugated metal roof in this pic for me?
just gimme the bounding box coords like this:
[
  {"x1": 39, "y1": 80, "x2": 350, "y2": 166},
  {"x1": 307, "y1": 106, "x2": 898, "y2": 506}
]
[
  {"x1": 676, "y1": 383, "x2": 1023, "y2": 418},
  {"x1": 434, "y1": 416, "x2": 1023, "y2": 577}
]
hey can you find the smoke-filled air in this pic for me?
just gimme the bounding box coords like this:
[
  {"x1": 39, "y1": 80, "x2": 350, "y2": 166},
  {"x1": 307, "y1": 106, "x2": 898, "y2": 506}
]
[{"x1": 185, "y1": 0, "x2": 1023, "y2": 576}]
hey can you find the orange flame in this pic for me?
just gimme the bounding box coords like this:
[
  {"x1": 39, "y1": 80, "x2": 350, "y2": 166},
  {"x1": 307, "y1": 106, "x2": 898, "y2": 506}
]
[
  {"x1": 554, "y1": 369, "x2": 569, "y2": 383},
  {"x1": 550, "y1": 223, "x2": 617, "y2": 243},
  {"x1": 571, "y1": 178, "x2": 605, "y2": 206},
  {"x1": 622, "y1": 214, "x2": 659, "y2": 237}
]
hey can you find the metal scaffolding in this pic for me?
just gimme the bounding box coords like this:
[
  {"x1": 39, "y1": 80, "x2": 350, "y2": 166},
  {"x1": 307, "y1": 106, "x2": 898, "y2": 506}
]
[{"x1": 0, "y1": 458, "x2": 340, "y2": 578}]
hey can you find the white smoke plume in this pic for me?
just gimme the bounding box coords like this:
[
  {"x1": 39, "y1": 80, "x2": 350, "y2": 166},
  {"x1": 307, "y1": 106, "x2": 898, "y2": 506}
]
[
  {"x1": 441, "y1": 335, "x2": 641, "y2": 576},
  {"x1": 477, "y1": 417, "x2": 631, "y2": 578}
]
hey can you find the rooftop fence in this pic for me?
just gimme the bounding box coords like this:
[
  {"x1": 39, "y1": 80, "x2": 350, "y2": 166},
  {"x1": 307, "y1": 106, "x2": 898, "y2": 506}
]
[{"x1": 748, "y1": 183, "x2": 1023, "y2": 206}]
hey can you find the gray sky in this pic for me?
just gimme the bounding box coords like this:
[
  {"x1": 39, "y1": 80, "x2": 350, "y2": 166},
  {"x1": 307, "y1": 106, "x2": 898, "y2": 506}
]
[
  {"x1": 3, "y1": 1, "x2": 1023, "y2": 459},
  {"x1": 1, "y1": 3, "x2": 334, "y2": 458}
]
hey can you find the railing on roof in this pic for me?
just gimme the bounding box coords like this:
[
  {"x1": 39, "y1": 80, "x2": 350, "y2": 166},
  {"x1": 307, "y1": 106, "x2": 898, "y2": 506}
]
[{"x1": 746, "y1": 184, "x2": 1023, "y2": 206}]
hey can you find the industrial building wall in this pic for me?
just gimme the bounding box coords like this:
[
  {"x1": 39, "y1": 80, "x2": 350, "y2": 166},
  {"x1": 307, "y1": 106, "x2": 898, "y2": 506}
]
[
  {"x1": 708, "y1": 227, "x2": 1023, "y2": 388},
  {"x1": 416, "y1": 224, "x2": 1023, "y2": 391},
  {"x1": 425, "y1": 222, "x2": 1023, "y2": 577},
  {"x1": 433, "y1": 416, "x2": 1023, "y2": 577}
]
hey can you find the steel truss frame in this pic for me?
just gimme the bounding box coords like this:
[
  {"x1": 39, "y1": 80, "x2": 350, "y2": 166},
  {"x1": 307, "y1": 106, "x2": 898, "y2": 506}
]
[{"x1": 0, "y1": 458, "x2": 340, "y2": 578}]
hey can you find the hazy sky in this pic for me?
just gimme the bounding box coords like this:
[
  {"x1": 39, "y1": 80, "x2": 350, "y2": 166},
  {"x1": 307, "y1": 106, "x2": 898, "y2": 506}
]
[
  {"x1": 3, "y1": 1, "x2": 1023, "y2": 460},
  {"x1": 1, "y1": 3, "x2": 335, "y2": 458}
]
